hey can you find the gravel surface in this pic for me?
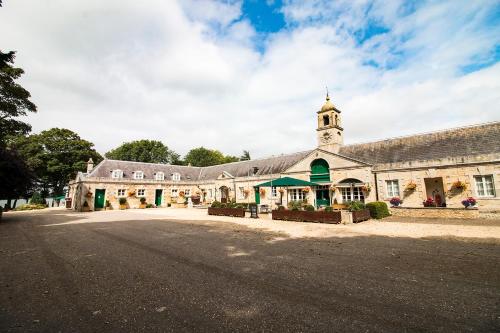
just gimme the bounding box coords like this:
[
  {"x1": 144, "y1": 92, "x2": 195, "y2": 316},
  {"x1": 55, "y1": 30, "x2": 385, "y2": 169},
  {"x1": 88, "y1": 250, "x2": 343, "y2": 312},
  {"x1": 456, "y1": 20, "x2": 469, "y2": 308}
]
[{"x1": 1, "y1": 209, "x2": 499, "y2": 332}]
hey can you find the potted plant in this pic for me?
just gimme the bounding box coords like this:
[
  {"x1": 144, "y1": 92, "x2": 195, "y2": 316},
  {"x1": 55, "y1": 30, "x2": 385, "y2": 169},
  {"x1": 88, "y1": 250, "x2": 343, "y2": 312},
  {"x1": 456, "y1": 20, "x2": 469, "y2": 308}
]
[
  {"x1": 119, "y1": 197, "x2": 127, "y2": 210},
  {"x1": 423, "y1": 197, "x2": 435, "y2": 207},
  {"x1": 243, "y1": 188, "x2": 250, "y2": 198},
  {"x1": 361, "y1": 184, "x2": 371, "y2": 193},
  {"x1": 128, "y1": 189, "x2": 136, "y2": 197},
  {"x1": 82, "y1": 200, "x2": 90, "y2": 212},
  {"x1": 330, "y1": 184, "x2": 337, "y2": 192},
  {"x1": 179, "y1": 191, "x2": 185, "y2": 198},
  {"x1": 302, "y1": 187, "x2": 310, "y2": 193},
  {"x1": 259, "y1": 188, "x2": 266, "y2": 195},
  {"x1": 405, "y1": 181, "x2": 417, "y2": 192},
  {"x1": 452, "y1": 180, "x2": 467, "y2": 191},
  {"x1": 278, "y1": 188, "x2": 285, "y2": 194},
  {"x1": 105, "y1": 200, "x2": 111, "y2": 210},
  {"x1": 139, "y1": 197, "x2": 147, "y2": 209},
  {"x1": 389, "y1": 197, "x2": 402, "y2": 207},
  {"x1": 461, "y1": 197, "x2": 477, "y2": 208}
]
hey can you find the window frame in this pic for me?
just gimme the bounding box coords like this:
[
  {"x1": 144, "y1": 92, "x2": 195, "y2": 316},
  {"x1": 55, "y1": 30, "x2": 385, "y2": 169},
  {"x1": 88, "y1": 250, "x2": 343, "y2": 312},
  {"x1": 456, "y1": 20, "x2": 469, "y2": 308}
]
[
  {"x1": 137, "y1": 189, "x2": 145, "y2": 197},
  {"x1": 290, "y1": 189, "x2": 305, "y2": 201},
  {"x1": 474, "y1": 175, "x2": 496, "y2": 198},
  {"x1": 184, "y1": 189, "x2": 191, "y2": 197},
  {"x1": 172, "y1": 173, "x2": 181, "y2": 181},
  {"x1": 112, "y1": 169, "x2": 123, "y2": 179},
  {"x1": 134, "y1": 171, "x2": 144, "y2": 180},
  {"x1": 155, "y1": 172, "x2": 165, "y2": 181},
  {"x1": 117, "y1": 189, "x2": 126, "y2": 197},
  {"x1": 386, "y1": 180, "x2": 400, "y2": 198},
  {"x1": 171, "y1": 188, "x2": 178, "y2": 197}
]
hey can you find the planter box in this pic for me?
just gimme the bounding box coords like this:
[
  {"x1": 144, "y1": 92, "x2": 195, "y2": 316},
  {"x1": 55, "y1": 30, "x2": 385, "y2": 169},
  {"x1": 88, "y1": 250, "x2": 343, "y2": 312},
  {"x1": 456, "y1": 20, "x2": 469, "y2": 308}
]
[
  {"x1": 352, "y1": 208, "x2": 371, "y2": 223},
  {"x1": 119, "y1": 205, "x2": 127, "y2": 210},
  {"x1": 81, "y1": 206, "x2": 90, "y2": 212},
  {"x1": 139, "y1": 204, "x2": 146, "y2": 209},
  {"x1": 208, "y1": 207, "x2": 246, "y2": 218},
  {"x1": 272, "y1": 210, "x2": 341, "y2": 224}
]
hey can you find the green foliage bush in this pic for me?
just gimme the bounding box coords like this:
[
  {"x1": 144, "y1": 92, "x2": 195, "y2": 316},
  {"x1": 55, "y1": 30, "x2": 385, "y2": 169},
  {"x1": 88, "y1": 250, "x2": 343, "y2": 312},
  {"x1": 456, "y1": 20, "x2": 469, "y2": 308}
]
[
  {"x1": 324, "y1": 206, "x2": 333, "y2": 212},
  {"x1": 140, "y1": 197, "x2": 146, "y2": 204},
  {"x1": 211, "y1": 201, "x2": 222, "y2": 208},
  {"x1": 304, "y1": 204, "x2": 315, "y2": 211},
  {"x1": 366, "y1": 201, "x2": 390, "y2": 219},
  {"x1": 145, "y1": 204, "x2": 154, "y2": 208},
  {"x1": 119, "y1": 197, "x2": 127, "y2": 205},
  {"x1": 348, "y1": 201, "x2": 366, "y2": 212},
  {"x1": 29, "y1": 192, "x2": 46, "y2": 205},
  {"x1": 288, "y1": 200, "x2": 302, "y2": 211},
  {"x1": 277, "y1": 205, "x2": 286, "y2": 211},
  {"x1": 13, "y1": 204, "x2": 46, "y2": 211}
]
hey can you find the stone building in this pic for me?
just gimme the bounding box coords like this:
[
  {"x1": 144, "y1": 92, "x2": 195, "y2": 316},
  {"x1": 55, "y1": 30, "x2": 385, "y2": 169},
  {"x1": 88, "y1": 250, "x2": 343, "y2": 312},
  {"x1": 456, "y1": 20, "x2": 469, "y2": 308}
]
[{"x1": 68, "y1": 95, "x2": 500, "y2": 212}]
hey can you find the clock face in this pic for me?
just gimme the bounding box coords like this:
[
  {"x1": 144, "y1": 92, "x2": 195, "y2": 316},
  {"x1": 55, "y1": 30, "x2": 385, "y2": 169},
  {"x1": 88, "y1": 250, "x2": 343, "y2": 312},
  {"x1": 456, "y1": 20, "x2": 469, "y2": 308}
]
[{"x1": 321, "y1": 131, "x2": 332, "y2": 143}]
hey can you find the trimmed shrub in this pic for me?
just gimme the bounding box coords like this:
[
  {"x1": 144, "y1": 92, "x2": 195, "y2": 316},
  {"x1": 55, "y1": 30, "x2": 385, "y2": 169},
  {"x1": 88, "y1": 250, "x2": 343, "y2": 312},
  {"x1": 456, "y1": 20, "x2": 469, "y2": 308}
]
[
  {"x1": 288, "y1": 200, "x2": 302, "y2": 211},
  {"x1": 13, "y1": 204, "x2": 46, "y2": 211},
  {"x1": 119, "y1": 197, "x2": 127, "y2": 205},
  {"x1": 324, "y1": 206, "x2": 333, "y2": 212},
  {"x1": 277, "y1": 205, "x2": 286, "y2": 211},
  {"x1": 211, "y1": 201, "x2": 222, "y2": 208},
  {"x1": 140, "y1": 197, "x2": 146, "y2": 204},
  {"x1": 146, "y1": 204, "x2": 154, "y2": 208},
  {"x1": 304, "y1": 204, "x2": 315, "y2": 211},
  {"x1": 105, "y1": 200, "x2": 111, "y2": 207},
  {"x1": 366, "y1": 201, "x2": 390, "y2": 219},
  {"x1": 348, "y1": 201, "x2": 366, "y2": 212},
  {"x1": 30, "y1": 192, "x2": 46, "y2": 205}
]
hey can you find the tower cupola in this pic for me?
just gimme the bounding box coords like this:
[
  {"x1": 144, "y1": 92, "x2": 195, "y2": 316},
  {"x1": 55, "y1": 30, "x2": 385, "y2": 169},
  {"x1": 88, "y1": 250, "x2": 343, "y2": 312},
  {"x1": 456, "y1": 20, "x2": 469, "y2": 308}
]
[{"x1": 316, "y1": 92, "x2": 343, "y2": 152}]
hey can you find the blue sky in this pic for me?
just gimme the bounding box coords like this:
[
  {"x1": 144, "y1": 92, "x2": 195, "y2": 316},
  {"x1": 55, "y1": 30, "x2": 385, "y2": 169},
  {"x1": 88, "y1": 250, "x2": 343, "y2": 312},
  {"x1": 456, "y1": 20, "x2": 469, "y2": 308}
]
[{"x1": 0, "y1": 0, "x2": 499, "y2": 157}]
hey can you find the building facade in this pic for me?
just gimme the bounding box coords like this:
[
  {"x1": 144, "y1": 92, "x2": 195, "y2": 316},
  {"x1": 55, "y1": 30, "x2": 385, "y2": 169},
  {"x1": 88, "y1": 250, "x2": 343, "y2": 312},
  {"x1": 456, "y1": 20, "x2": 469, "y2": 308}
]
[{"x1": 68, "y1": 95, "x2": 500, "y2": 211}]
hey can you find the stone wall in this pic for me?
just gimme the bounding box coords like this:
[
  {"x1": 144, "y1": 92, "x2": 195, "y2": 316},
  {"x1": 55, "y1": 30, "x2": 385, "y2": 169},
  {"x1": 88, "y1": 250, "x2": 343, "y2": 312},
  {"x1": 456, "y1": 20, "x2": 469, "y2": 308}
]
[{"x1": 391, "y1": 207, "x2": 480, "y2": 219}]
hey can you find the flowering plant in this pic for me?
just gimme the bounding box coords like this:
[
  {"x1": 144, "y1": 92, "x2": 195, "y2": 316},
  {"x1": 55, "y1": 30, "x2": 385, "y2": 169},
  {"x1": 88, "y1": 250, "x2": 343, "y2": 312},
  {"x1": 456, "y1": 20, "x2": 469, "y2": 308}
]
[
  {"x1": 302, "y1": 187, "x2": 310, "y2": 193},
  {"x1": 405, "y1": 181, "x2": 417, "y2": 191},
  {"x1": 259, "y1": 188, "x2": 266, "y2": 195},
  {"x1": 85, "y1": 192, "x2": 93, "y2": 198},
  {"x1": 423, "y1": 197, "x2": 435, "y2": 207},
  {"x1": 389, "y1": 197, "x2": 402, "y2": 207},
  {"x1": 361, "y1": 184, "x2": 371, "y2": 192},
  {"x1": 127, "y1": 189, "x2": 136, "y2": 197},
  {"x1": 278, "y1": 188, "x2": 285, "y2": 194},
  {"x1": 452, "y1": 180, "x2": 467, "y2": 191},
  {"x1": 330, "y1": 185, "x2": 337, "y2": 191},
  {"x1": 179, "y1": 191, "x2": 185, "y2": 197},
  {"x1": 461, "y1": 197, "x2": 477, "y2": 208}
]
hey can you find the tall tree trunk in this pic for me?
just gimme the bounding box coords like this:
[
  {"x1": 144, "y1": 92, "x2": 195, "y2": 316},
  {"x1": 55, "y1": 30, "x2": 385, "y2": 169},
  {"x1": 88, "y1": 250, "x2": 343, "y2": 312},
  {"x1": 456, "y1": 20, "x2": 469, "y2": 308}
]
[
  {"x1": 6, "y1": 198, "x2": 12, "y2": 211},
  {"x1": 12, "y1": 199, "x2": 18, "y2": 209}
]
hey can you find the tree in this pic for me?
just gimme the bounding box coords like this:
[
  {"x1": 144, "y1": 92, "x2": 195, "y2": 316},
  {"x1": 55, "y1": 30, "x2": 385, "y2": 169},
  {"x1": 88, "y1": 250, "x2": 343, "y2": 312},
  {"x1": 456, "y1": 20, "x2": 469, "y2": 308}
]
[
  {"x1": 224, "y1": 155, "x2": 239, "y2": 163},
  {"x1": 0, "y1": 146, "x2": 33, "y2": 209},
  {"x1": 183, "y1": 147, "x2": 225, "y2": 167},
  {"x1": 0, "y1": 51, "x2": 37, "y2": 143},
  {"x1": 12, "y1": 128, "x2": 103, "y2": 196},
  {"x1": 240, "y1": 150, "x2": 251, "y2": 161},
  {"x1": 105, "y1": 139, "x2": 180, "y2": 164}
]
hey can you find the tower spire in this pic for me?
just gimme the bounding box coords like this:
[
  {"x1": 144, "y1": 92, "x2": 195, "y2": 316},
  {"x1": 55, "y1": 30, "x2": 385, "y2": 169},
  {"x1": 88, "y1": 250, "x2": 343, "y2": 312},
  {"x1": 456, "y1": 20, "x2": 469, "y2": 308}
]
[{"x1": 326, "y1": 86, "x2": 330, "y2": 100}]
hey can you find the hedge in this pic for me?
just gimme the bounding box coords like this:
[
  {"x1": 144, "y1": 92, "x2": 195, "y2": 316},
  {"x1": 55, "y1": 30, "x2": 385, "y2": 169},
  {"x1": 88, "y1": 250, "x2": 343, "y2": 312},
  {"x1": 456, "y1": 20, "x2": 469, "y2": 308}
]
[{"x1": 366, "y1": 201, "x2": 390, "y2": 219}]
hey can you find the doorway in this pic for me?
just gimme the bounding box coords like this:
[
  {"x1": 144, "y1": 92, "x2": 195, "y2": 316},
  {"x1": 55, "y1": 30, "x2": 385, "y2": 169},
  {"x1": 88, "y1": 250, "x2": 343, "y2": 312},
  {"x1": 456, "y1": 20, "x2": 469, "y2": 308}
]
[
  {"x1": 220, "y1": 186, "x2": 229, "y2": 203},
  {"x1": 155, "y1": 189, "x2": 162, "y2": 207},
  {"x1": 315, "y1": 185, "x2": 330, "y2": 208},
  {"x1": 94, "y1": 189, "x2": 105, "y2": 210},
  {"x1": 424, "y1": 177, "x2": 446, "y2": 206}
]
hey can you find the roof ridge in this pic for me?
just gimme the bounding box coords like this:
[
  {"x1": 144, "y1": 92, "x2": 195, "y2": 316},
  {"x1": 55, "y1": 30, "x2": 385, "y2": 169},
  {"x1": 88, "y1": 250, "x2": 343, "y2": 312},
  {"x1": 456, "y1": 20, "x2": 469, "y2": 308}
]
[
  {"x1": 201, "y1": 149, "x2": 315, "y2": 169},
  {"x1": 104, "y1": 159, "x2": 200, "y2": 168},
  {"x1": 342, "y1": 121, "x2": 500, "y2": 147}
]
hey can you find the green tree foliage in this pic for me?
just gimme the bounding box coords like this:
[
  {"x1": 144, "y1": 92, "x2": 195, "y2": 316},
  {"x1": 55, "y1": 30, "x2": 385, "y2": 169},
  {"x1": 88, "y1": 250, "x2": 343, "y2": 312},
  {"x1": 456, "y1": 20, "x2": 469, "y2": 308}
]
[
  {"x1": 105, "y1": 139, "x2": 180, "y2": 164},
  {"x1": 12, "y1": 128, "x2": 103, "y2": 196},
  {"x1": 0, "y1": 51, "x2": 37, "y2": 143},
  {"x1": 0, "y1": 146, "x2": 33, "y2": 207},
  {"x1": 184, "y1": 147, "x2": 240, "y2": 167},
  {"x1": 240, "y1": 150, "x2": 251, "y2": 161}
]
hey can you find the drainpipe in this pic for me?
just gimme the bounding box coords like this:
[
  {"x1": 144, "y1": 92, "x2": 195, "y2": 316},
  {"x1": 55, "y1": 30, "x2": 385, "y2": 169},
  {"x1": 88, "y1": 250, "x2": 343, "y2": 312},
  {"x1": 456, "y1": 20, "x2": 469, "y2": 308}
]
[{"x1": 374, "y1": 172, "x2": 379, "y2": 201}]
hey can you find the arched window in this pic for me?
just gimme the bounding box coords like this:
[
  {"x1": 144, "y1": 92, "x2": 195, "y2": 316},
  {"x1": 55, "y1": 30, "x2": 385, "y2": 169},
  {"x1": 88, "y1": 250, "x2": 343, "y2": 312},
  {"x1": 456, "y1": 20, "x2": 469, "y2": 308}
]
[
  {"x1": 337, "y1": 178, "x2": 365, "y2": 203},
  {"x1": 335, "y1": 114, "x2": 338, "y2": 125},
  {"x1": 323, "y1": 115, "x2": 330, "y2": 126},
  {"x1": 310, "y1": 159, "x2": 330, "y2": 182}
]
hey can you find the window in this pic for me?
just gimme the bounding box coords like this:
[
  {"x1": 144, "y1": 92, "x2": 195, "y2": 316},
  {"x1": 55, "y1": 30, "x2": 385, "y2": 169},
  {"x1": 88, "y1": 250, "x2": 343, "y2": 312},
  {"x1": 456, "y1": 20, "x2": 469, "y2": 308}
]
[
  {"x1": 112, "y1": 170, "x2": 123, "y2": 179},
  {"x1": 134, "y1": 171, "x2": 144, "y2": 180},
  {"x1": 290, "y1": 189, "x2": 305, "y2": 201},
  {"x1": 117, "y1": 189, "x2": 126, "y2": 197},
  {"x1": 475, "y1": 175, "x2": 495, "y2": 197},
  {"x1": 238, "y1": 187, "x2": 245, "y2": 199},
  {"x1": 271, "y1": 186, "x2": 277, "y2": 198},
  {"x1": 155, "y1": 172, "x2": 164, "y2": 181},
  {"x1": 184, "y1": 189, "x2": 190, "y2": 197},
  {"x1": 172, "y1": 173, "x2": 181, "y2": 181},
  {"x1": 137, "y1": 189, "x2": 145, "y2": 197},
  {"x1": 208, "y1": 189, "x2": 212, "y2": 198},
  {"x1": 323, "y1": 115, "x2": 330, "y2": 126},
  {"x1": 171, "y1": 188, "x2": 178, "y2": 197},
  {"x1": 341, "y1": 187, "x2": 364, "y2": 203},
  {"x1": 386, "y1": 180, "x2": 400, "y2": 197}
]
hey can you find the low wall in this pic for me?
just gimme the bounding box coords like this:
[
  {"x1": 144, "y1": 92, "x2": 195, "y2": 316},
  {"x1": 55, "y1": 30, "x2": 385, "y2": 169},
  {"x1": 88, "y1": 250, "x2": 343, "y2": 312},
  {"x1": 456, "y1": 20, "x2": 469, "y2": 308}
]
[{"x1": 391, "y1": 207, "x2": 479, "y2": 219}]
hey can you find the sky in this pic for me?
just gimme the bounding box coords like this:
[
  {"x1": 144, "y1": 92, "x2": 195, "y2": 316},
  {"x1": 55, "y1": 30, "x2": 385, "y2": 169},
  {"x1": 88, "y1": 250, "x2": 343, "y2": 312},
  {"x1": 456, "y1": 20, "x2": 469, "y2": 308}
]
[{"x1": 1, "y1": 0, "x2": 499, "y2": 158}]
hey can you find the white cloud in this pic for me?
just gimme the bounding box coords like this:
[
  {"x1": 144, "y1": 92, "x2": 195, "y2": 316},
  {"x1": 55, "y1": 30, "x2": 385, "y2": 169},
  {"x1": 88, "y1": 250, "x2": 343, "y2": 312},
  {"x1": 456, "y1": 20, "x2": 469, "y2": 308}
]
[{"x1": 0, "y1": 0, "x2": 498, "y2": 159}]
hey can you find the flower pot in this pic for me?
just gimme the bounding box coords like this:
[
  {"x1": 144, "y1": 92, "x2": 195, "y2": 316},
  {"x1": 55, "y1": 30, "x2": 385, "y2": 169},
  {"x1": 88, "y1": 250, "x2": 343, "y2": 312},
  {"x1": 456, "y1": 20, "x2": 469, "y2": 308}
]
[
  {"x1": 139, "y1": 204, "x2": 146, "y2": 209},
  {"x1": 120, "y1": 204, "x2": 127, "y2": 210}
]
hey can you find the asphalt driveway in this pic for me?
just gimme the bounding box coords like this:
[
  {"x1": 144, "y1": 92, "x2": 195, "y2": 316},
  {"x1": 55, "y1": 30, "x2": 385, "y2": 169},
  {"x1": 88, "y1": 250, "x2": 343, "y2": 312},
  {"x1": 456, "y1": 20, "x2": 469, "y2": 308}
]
[{"x1": 1, "y1": 209, "x2": 499, "y2": 332}]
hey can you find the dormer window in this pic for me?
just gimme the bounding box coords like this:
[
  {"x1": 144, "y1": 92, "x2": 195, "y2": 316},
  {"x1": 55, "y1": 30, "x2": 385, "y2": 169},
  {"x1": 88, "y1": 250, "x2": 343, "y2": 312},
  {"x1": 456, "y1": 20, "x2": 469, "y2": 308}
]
[
  {"x1": 155, "y1": 172, "x2": 165, "y2": 181},
  {"x1": 111, "y1": 169, "x2": 123, "y2": 179},
  {"x1": 172, "y1": 172, "x2": 181, "y2": 181},
  {"x1": 133, "y1": 171, "x2": 144, "y2": 180}
]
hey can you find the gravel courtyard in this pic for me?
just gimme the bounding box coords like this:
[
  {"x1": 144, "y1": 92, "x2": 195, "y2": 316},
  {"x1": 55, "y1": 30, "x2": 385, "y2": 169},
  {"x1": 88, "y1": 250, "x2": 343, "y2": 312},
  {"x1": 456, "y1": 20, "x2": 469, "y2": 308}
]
[{"x1": 1, "y1": 208, "x2": 499, "y2": 332}]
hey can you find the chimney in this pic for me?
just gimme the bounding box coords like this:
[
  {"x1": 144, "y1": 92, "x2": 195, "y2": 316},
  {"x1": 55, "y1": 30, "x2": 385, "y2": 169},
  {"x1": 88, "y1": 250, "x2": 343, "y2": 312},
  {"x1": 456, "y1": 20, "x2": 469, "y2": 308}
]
[{"x1": 86, "y1": 158, "x2": 94, "y2": 174}]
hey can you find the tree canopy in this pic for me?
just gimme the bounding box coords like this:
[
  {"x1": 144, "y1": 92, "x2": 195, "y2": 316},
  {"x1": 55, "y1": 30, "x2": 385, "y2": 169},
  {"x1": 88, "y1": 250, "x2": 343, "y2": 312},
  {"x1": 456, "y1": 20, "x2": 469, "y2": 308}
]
[
  {"x1": 105, "y1": 140, "x2": 180, "y2": 164},
  {"x1": 0, "y1": 146, "x2": 33, "y2": 201},
  {"x1": 182, "y1": 147, "x2": 237, "y2": 167},
  {"x1": 0, "y1": 51, "x2": 37, "y2": 143},
  {"x1": 240, "y1": 150, "x2": 251, "y2": 161},
  {"x1": 11, "y1": 128, "x2": 103, "y2": 196}
]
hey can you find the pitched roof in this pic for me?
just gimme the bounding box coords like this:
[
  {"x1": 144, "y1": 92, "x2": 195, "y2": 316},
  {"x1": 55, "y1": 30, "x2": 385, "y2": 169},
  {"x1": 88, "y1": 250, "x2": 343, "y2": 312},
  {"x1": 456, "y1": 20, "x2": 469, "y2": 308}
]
[{"x1": 338, "y1": 122, "x2": 500, "y2": 164}]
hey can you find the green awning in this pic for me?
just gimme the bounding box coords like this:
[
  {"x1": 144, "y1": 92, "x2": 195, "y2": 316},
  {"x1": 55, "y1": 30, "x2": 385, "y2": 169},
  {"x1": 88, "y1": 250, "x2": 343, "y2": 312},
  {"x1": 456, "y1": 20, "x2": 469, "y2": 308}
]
[{"x1": 255, "y1": 177, "x2": 320, "y2": 188}]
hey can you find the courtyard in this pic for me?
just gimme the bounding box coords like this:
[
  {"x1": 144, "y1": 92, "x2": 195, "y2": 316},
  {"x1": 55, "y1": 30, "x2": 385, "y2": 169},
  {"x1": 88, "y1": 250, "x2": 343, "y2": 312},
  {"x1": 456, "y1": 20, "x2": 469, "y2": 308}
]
[{"x1": 1, "y1": 208, "x2": 499, "y2": 332}]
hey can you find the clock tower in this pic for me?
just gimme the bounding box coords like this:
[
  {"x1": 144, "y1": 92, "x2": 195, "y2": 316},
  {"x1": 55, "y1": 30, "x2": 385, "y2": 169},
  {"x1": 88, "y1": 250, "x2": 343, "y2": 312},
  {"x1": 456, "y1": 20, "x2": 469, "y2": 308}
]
[{"x1": 316, "y1": 93, "x2": 343, "y2": 153}]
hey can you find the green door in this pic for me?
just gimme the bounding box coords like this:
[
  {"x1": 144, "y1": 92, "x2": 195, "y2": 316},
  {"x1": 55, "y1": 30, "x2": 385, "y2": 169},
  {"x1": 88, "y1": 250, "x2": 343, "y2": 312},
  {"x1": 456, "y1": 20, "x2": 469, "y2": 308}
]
[
  {"x1": 94, "y1": 189, "x2": 105, "y2": 209},
  {"x1": 155, "y1": 189, "x2": 162, "y2": 207},
  {"x1": 315, "y1": 188, "x2": 330, "y2": 208},
  {"x1": 254, "y1": 187, "x2": 260, "y2": 204}
]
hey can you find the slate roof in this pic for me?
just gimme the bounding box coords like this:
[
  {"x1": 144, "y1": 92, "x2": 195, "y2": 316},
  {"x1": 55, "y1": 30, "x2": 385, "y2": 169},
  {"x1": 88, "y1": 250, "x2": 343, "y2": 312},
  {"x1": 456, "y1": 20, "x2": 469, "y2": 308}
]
[
  {"x1": 87, "y1": 122, "x2": 499, "y2": 181},
  {"x1": 338, "y1": 122, "x2": 500, "y2": 164}
]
